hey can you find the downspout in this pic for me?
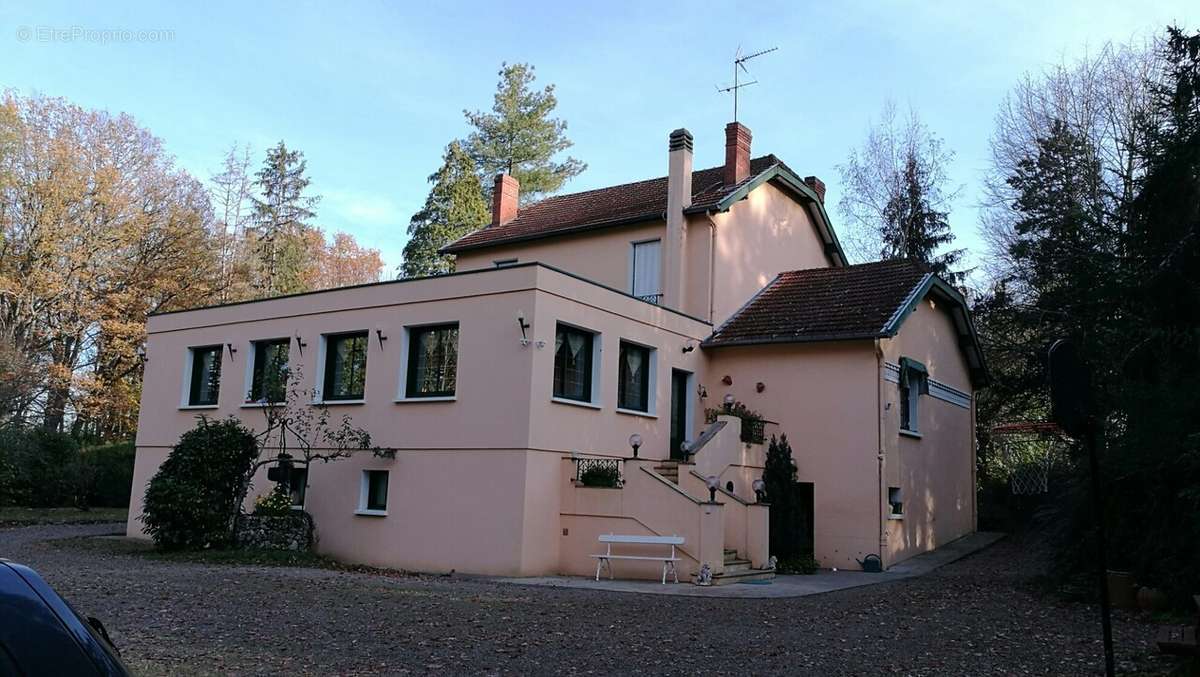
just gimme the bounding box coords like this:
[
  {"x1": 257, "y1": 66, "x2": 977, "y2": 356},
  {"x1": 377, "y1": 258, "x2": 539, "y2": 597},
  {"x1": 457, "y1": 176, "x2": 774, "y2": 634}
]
[
  {"x1": 705, "y1": 213, "x2": 718, "y2": 322},
  {"x1": 875, "y1": 339, "x2": 887, "y2": 566}
]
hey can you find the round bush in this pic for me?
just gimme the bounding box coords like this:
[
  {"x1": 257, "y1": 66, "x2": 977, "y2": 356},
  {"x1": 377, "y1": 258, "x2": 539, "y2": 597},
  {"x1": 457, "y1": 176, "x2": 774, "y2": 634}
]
[{"x1": 141, "y1": 417, "x2": 259, "y2": 549}]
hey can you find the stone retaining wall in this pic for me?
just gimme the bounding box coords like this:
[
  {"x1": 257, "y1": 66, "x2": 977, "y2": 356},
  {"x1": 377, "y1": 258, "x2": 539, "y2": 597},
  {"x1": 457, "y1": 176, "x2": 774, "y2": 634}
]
[{"x1": 235, "y1": 513, "x2": 313, "y2": 551}]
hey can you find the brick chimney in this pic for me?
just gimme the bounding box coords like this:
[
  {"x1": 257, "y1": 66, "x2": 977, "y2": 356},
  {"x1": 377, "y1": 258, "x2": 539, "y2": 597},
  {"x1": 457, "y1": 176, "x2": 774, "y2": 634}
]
[
  {"x1": 663, "y1": 128, "x2": 693, "y2": 311},
  {"x1": 804, "y1": 175, "x2": 826, "y2": 204},
  {"x1": 724, "y1": 122, "x2": 752, "y2": 187},
  {"x1": 491, "y1": 173, "x2": 519, "y2": 226}
]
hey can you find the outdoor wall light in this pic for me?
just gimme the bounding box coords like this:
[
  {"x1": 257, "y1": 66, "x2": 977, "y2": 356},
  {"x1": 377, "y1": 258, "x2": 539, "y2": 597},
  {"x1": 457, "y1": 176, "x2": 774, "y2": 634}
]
[
  {"x1": 628, "y1": 433, "x2": 642, "y2": 458},
  {"x1": 705, "y1": 474, "x2": 720, "y2": 502},
  {"x1": 375, "y1": 327, "x2": 388, "y2": 348},
  {"x1": 226, "y1": 343, "x2": 237, "y2": 359},
  {"x1": 679, "y1": 439, "x2": 692, "y2": 461},
  {"x1": 753, "y1": 478, "x2": 766, "y2": 503},
  {"x1": 517, "y1": 311, "x2": 531, "y2": 345},
  {"x1": 294, "y1": 332, "x2": 307, "y2": 355},
  {"x1": 697, "y1": 384, "x2": 708, "y2": 399}
]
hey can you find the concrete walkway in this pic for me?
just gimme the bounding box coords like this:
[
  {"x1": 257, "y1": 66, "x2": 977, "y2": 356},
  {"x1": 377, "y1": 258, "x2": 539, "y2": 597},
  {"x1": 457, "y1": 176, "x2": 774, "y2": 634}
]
[{"x1": 496, "y1": 531, "x2": 1005, "y2": 598}]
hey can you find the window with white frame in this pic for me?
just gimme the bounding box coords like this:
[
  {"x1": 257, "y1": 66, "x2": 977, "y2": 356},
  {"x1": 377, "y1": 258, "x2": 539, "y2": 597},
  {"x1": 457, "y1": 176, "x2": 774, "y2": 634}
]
[
  {"x1": 553, "y1": 324, "x2": 597, "y2": 403},
  {"x1": 630, "y1": 239, "x2": 662, "y2": 304},
  {"x1": 322, "y1": 331, "x2": 368, "y2": 401},
  {"x1": 186, "y1": 345, "x2": 223, "y2": 406},
  {"x1": 405, "y1": 323, "x2": 459, "y2": 398},
  {"x1": 899, "y1": 357, "x2": 928, "y2": 434},
  {"x1": 617, "y1": 341, "x2": 654, "y2": 413},
  {"x1": 359, "y1": 469, "x2": 389, "y2": 514}
]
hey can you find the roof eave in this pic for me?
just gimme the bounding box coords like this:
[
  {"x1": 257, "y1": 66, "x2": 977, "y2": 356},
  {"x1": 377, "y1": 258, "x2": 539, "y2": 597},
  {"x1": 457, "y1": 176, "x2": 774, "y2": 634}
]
[
  {"x1": 881, "y1": 273, "x2": 991, "y2": 388},
  {"x1": 701, "y1": 332, "x2": 885, "y2": 349},
  {"x1": 440, "y1": 211, "x2": 666, "y2": 255}
]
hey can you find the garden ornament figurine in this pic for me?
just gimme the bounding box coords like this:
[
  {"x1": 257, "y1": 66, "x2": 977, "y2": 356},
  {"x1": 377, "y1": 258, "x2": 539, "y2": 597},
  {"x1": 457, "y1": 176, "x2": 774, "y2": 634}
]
[{"x1": 696, "y1": 563, "x2": 713, "y2": 586}]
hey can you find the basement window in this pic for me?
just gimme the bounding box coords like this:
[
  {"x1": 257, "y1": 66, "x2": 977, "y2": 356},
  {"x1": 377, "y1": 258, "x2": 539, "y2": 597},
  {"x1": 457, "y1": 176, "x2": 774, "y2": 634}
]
[
  {"x1": 888, "y1": 487, "x2": 904, "y2": 518},
  {"x1": 357, "y1": 470, "x2": 389, "y2": 516}
]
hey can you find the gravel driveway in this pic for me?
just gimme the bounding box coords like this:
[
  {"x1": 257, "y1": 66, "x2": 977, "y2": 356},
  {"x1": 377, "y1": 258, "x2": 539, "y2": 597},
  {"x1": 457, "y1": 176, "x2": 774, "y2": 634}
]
[{"x1": 0, "y1": 523, "x2": 1175, "y2": 675}]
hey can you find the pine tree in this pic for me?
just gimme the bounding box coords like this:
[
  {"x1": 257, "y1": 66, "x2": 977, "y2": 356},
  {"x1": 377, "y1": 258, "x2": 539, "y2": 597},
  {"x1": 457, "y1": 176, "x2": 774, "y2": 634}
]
[
  {"x1": 400, "y1": 142, "x2": 490, "y2": 278},
  {"x1": 763, "y1": 434, "x2": 806, "y2": 560},
  {"x1": 250, "y1": 141, "x2": 320, "y2": 295},
  {"x1": 882, "y1": 153, "x2": 966, "y2": 280},
  {"x1": 838, "y1": 102, "x2": 965, "y2": 280},
  {"x1": 463, "y1": 63, "x2": 586, "y2": 203}
]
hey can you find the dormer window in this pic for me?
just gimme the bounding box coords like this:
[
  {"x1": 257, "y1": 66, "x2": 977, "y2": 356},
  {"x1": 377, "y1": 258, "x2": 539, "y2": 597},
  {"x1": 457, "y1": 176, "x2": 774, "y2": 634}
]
[{"x1": 630, "y1": 239, "x2": 662, "y2": 305}]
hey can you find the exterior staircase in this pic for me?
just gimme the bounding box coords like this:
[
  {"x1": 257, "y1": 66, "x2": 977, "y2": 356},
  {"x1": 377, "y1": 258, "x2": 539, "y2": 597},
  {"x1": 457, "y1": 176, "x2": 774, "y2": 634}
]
[
  {"x1": 653, "y1": 460, "x2": 680, "y2": 484},
  {"x1": 711, "y1": 548, "x2": 775, "y2": 585}
]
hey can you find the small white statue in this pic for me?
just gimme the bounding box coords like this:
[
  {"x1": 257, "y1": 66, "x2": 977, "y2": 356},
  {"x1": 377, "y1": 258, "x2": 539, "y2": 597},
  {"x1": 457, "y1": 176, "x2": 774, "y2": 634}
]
[
  {"x1": 696, "y1": 563, "x2": 713, "y2": 586},
  {"x1": 767, "y1": 555, "x2": 778, "y2": 570}
]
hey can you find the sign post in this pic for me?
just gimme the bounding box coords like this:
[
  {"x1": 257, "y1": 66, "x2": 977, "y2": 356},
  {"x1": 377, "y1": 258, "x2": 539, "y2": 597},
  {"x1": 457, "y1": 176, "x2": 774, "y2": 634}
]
[{"x1": 1048, "y1": 339, "x2": 1114, "y2": 677}]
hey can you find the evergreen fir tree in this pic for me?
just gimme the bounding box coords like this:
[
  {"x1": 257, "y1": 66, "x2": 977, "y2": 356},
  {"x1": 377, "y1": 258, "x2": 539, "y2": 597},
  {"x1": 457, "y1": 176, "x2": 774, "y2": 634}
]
[
  {"x1": 250, "y1": 141, "x2": 320, "y2": 295},
  {"x1": 400, "y1": 142, "x2": 490, "y2": 278},
  {"x1": 763, "y1": 434, "x2": 806, "y2": 559},
  {"x1": 463, "y1": 63, "x2": 586, "y2": 203},
  {"x1": 882, "y1": 152, "x2": 966, "y2": 281}
]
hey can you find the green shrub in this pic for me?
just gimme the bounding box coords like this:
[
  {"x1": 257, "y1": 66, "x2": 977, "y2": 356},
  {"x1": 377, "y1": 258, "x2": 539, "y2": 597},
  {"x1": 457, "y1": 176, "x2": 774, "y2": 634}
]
[
  {"x1": 83, "y1": 442, "x2": 135, "y2": 508},
  {"x1": 0, "y1": 428, "x2": 81, "y2": 507},
  {"x1": 253, "y1": 485, "x2": 294, "y2": 517},
  {"x1": 705, "y1": 400, "x2": 766, "y2": 443},
  {"x1": 579, "y1": 463, "x2": 621, "y2": 488},
  {"x1": 141, "y1": 417, "x2": 260, "y2": 550},
  {"x1": 776, "y1": 552, "x2": 821, "y2": 575}
]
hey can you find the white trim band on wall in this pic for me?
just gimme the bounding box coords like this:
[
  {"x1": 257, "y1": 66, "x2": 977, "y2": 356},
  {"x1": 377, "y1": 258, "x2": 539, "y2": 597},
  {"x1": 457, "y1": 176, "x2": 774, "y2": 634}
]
[{"x1": 882, "y1": 362, "x2": 972, "y2": 409}]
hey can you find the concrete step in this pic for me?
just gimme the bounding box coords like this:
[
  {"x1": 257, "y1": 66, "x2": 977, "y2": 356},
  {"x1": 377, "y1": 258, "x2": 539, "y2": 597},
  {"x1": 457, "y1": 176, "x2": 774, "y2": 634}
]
[
  {"x1": 708, "y1": 567, "x2": 776, "y2": 586},
  {"x1": 724, "y1": 559, "x2": 752, "y2": 572}
]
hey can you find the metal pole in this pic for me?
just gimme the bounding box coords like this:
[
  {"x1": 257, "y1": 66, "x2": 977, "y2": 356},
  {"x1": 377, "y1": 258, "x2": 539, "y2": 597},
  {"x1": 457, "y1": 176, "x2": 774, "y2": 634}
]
[{"x1": 1087, "y1": 421, "x2": 1115, "y2": 677}]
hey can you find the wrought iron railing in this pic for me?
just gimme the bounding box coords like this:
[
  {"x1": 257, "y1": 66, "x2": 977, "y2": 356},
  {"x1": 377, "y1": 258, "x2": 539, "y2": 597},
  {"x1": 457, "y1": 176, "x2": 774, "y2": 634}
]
[
  {"x1": 573, "y1": 457, "x2": 623, "y2": 488},
  {"x1": 635, "y1": 293, "x2": 663, "y2": 305}
]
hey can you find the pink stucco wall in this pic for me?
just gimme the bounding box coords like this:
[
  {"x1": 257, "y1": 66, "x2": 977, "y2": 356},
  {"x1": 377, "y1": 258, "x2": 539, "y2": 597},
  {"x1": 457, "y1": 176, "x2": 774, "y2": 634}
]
[
  {"x1": 127, "y1": 264, "x2": 721, "y2": 576},
  {"x1": 708, "y1": 182, "x2": 832, "y2": 326},
  {"x1": 705, "y1": 342, "x2": 883, "y2": 569},
  {"x1": 879, "y1": 296, "x2": 977, "y2": 565}
]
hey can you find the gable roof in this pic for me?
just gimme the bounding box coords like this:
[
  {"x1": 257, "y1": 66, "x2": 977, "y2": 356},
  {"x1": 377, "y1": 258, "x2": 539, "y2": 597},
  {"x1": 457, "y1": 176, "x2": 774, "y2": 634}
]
[
  {"x1": 441, "y1": 155, "x2": 846, "y2": 265},
  {"x1": 702, "y1": 259, "x2": 989, "y2": 386}
]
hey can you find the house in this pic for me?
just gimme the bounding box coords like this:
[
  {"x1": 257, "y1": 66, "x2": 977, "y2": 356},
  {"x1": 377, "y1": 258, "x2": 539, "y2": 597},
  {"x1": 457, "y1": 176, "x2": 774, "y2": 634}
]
[{"x1": 125, "y1": 122, "x2": 987, "y2": 581}]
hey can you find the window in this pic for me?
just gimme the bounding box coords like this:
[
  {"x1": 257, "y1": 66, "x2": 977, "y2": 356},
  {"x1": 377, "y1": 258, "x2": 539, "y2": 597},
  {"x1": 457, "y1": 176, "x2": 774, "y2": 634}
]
[
  {"x1": 494, "y1": 258, "x2": 518, "y2": 267},
  {"x1": 631, "y1": 239, "x2": 662, "y2": 304},
  {"x1": 899, "y1": 357, "x2": 928, "y2": 434},
  {"x1": 553, "y1": 324, "x2": 594, "y2": 402},
  {"x1": 287, "y1": 468, "x2": 308, "y2": 508},
  {"x1": 322, "y1": 332, "x2": 368, "y2": 401},
  {"x1": 249, "y1": 338, "x2": 290, "y2": 403},
  {"x1": 359, "y1": 470, "x2": 389, "y2": 514},
  {"x1": 187, "y1": 346, "x2": 222, "y2": 406},
  {"x1": 406, "y1": 324, "x2": 459, "y2": 398},
  {"x1": 888, "y1": 487, "x2": 904, "y2": 517},
  {"x1": 617, "y1": 341, "x2": 651, "y2": 412}
]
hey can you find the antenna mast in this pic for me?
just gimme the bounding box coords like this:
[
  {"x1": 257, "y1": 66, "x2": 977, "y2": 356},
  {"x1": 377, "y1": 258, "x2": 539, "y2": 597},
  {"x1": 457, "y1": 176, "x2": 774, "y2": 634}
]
[{"x1": 717, "y1": 46, "x2": 778, "y2": 122}]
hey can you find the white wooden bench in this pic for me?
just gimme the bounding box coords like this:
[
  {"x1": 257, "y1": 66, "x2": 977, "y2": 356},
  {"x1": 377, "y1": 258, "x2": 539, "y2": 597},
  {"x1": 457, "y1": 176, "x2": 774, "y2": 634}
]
[{"x1": 591, "y1": 533, "x2": 684, "y2": 584}]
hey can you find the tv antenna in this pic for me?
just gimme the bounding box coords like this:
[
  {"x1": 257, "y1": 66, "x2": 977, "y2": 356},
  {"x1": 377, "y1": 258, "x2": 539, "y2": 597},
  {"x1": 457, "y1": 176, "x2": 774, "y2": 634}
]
[{"x1": 717, "y1": 46, "x2": 778, "y2": 122}]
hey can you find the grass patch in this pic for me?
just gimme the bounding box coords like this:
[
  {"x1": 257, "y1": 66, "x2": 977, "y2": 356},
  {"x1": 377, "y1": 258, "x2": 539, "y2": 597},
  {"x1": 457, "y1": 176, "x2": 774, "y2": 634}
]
[
  {"x1": 0, "y1": 506, "x2": 128, "y2": 527},
  {"x1": 53, "y1": 534, "x2": 338, "y2": 569}
]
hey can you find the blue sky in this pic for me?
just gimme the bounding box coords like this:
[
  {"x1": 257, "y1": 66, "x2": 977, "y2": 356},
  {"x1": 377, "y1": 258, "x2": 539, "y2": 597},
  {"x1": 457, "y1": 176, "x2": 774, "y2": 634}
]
[{"x1": 1, "y1": 1, "x2": 1195, "y2": 274}]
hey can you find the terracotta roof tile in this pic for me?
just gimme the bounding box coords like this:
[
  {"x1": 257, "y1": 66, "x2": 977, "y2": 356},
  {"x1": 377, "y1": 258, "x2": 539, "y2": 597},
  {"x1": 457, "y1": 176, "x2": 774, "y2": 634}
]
[
  {"x1": 703, "y1": 260, "x2": 931, "y2": 346},
  {"x1": 442, "y1": 156, "x2": 781, "y2": 253}
]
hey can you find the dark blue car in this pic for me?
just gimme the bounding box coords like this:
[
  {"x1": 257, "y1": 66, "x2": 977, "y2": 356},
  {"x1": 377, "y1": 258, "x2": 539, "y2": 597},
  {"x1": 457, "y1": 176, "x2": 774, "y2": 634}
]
[{"x1": 0, "y1": 559, "x2": 130, "y2": 676}]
